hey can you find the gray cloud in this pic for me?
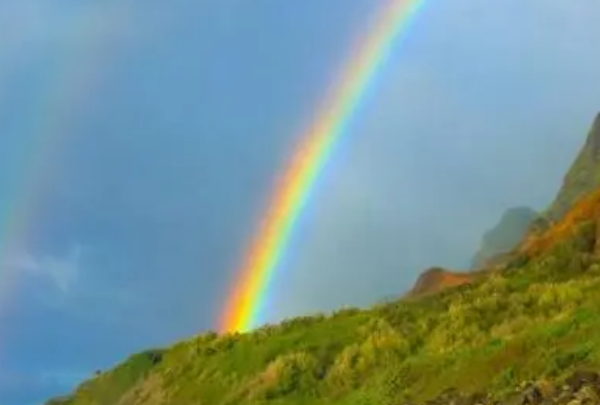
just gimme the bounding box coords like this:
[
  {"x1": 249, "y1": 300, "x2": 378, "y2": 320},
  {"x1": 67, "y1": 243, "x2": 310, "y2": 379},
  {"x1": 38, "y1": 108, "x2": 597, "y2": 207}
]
[{"x1": 13, "y1": 244, "x2": 82, "y2": 294}]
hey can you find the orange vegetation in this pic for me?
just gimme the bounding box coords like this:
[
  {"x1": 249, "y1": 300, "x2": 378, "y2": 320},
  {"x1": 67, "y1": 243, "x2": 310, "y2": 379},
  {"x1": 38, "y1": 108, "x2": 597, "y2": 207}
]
[
  {"x1": 407, "y1": 267, "x2": 476, "y2": 298},
  {"x1": 520, "y1": 187, "x2": 600, "y2": 257}
]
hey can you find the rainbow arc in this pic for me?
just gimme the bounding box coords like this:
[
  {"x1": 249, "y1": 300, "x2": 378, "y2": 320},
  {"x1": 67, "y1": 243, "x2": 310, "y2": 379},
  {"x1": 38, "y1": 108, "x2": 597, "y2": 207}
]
[{"x1": 219, "y1": 0, "x2": 427, "y2": 333}]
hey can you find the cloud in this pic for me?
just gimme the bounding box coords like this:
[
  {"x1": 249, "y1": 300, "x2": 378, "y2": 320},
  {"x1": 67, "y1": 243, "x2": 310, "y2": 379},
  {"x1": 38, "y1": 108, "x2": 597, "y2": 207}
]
[
  {"x1": 10, "y1": 243, "x2": 83, "y2": 294},
  {"x1": 6, "y1": 242, "x2": 145, "y2": 326}
]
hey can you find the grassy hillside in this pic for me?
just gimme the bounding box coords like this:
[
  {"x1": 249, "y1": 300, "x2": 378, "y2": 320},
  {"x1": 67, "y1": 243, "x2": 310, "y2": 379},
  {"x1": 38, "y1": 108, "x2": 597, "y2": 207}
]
[{"x1": 47, "y1": 184, "x2": 600, "y2": 405}]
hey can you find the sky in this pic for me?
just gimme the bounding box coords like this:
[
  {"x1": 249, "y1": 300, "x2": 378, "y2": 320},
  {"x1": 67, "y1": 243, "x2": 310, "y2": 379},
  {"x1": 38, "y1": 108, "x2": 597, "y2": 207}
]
[{"x1": 0, "y1": 0, "x2": 600, "y2": 403}]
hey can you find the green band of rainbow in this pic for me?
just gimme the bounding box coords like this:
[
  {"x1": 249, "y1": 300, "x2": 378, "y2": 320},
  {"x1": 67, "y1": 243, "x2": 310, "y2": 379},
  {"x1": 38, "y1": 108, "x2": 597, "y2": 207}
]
[{"x1": 219, "y1": 0, "x2": 427, "y2": 333}]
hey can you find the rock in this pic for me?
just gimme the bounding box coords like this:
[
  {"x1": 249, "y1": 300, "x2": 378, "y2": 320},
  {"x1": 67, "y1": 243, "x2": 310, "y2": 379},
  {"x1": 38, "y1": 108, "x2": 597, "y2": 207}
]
[
  {"x1": 562, "y1": 385, "x2": 573, "y2": 392},
  {"x1": 522, "y1": 384, "x2": 544, "y2": 405},
  {"x1": 574, "y1": 384, "x2": 599, "y2": 404},
  {"x1": 537, "y1": 379, "x2": 556, "y2": 399},
  {"x1": 411, "y1": 368, "x2": 600, "y2": 405},
  {"x1": 555, "y1": 390, "x2": 575, "y2": 405},
  {"x1": 565, "y1": 370, "x2": 600, "y2": 392}
]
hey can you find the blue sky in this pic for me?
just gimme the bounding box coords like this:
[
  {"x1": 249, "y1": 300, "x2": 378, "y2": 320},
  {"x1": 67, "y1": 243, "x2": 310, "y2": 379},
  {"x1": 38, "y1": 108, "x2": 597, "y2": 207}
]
[{"x1": 1, "y1": 0, "x2": 600, "y2": 403}]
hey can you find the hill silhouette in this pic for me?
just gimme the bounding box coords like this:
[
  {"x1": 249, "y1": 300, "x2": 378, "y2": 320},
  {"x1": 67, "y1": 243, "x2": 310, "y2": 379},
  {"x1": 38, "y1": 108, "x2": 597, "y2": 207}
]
[
  {"x1": 470, "y1": 206, "x2": 538, "y2": 270},
  {"x1": 46, "y1": 111, "x2": 600, "y2": 405},
  {"x1": 406, "y1": 267, "x2": 477, "y2": 298}
]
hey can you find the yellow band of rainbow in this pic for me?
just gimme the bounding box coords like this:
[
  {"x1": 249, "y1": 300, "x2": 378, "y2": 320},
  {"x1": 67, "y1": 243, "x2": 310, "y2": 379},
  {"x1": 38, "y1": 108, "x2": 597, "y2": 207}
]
[{"x1": 219, "y1": 0, "x2": 427, "y2": 333}]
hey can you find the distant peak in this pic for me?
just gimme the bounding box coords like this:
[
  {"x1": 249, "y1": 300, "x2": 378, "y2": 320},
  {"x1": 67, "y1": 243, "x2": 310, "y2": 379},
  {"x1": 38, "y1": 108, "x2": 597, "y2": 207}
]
[
  {"x1": 407, "y1": 267, "x2": 475, "y2": 298},
  {"x1": 589, "y1": 112, "x2": 600, "y2": 158},
  {"x1": 500, "y1": 206, "x2": 537, "y2": 221},
  {"x1": 469, "y1": 206, "x2": 537, "y2": 270}
]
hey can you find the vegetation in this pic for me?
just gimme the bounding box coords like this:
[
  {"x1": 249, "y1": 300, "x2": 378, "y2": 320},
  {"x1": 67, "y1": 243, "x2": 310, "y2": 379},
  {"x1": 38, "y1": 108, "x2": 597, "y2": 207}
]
[{"x1": 46, "y1": 178, "x2": 600, "y2": 405}]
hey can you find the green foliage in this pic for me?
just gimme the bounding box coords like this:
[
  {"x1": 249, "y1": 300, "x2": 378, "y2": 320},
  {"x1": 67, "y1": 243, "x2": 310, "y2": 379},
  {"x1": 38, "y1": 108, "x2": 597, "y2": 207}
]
[{"x1": 46, "y1": 202, "x2": 600, "y2": 405}]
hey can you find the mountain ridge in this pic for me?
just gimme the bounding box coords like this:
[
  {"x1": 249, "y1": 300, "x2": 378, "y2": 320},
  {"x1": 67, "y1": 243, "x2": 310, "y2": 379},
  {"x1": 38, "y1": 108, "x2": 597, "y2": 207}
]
[
  {"x1": 546, "y1": 111, "x2": 600, "y2": 222},
  {"x1": 470, "y1": 206, "x2": 538, "y2": 270},
  {"x1": 406, "y1": 111, "x2": 600, "y2": 298}
]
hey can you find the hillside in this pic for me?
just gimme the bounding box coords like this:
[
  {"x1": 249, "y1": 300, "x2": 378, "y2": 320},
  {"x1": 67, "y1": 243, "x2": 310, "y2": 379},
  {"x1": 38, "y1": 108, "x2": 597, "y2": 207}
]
[
  {"x1": 47, "y1": 189, "x2": 600, "y2": 405},
  {"x1": 46, "y1": 113, "x2": 600, "y2": 405},
  {"x1": 470, "y1": 206, "x2": 538, "y2": 270},
  {"x1": 406, "y1": 267, "x2": 478, "y2": 297},
  {"x1": 546, "y1": 112, "x2": 600, "y2": 222}
]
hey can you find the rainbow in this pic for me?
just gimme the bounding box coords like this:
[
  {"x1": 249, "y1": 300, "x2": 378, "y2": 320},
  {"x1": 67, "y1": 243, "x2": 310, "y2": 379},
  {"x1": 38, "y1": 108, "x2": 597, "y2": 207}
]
[{"x1": 219, "y1": 0, "x2": 428, "y2": 333}]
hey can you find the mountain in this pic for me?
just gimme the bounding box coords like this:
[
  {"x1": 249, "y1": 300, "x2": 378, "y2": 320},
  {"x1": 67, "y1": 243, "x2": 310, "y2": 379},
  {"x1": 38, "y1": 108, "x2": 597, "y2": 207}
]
[
  {"x1": 470, "y1": 206, "x2": 538, "y2": 270},
  {"x1": 546, "y1": 112, "x2": 600, "y2": 222},
  {"x1": 468, "y1": 111, "x2": 600, "y2": 270},
  {"x1": 519, "y1": 184, "x2": 600, "y2": 260},
  {"x1": 46, "y1": 112, "x2": 600, "y2": 405}
]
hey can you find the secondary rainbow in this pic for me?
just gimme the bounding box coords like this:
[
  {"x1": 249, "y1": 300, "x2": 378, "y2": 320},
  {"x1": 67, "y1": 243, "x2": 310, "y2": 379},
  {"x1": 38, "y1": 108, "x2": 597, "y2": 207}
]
[
  {"x1": 0, "y1": 13, "x2": 128, "y2": 361},
  {"x1": 219, "y1": 0, "x2": 427, "y2": 333}
]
